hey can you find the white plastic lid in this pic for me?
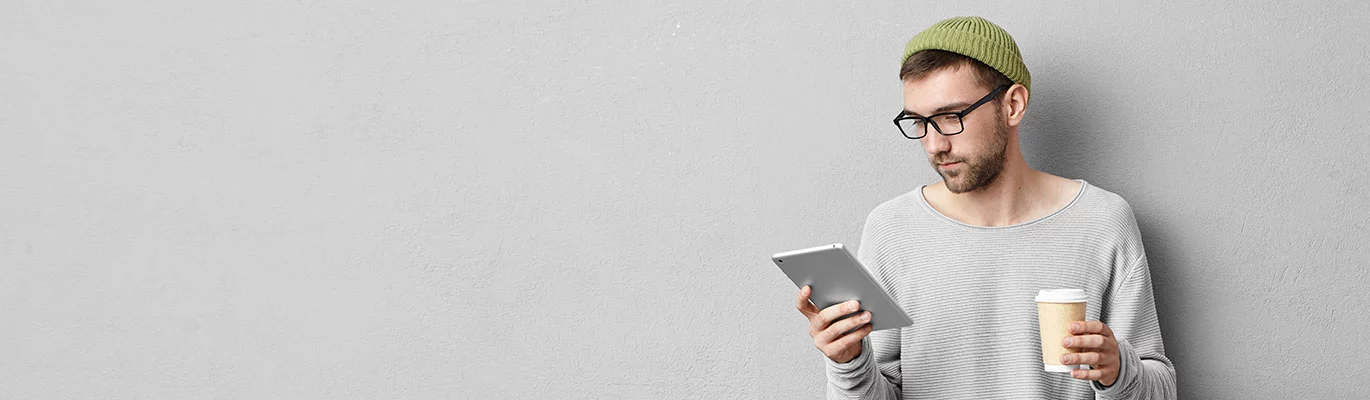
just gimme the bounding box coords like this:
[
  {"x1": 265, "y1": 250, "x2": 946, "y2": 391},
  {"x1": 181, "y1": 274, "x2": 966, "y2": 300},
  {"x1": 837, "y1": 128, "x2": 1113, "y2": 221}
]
[{"x1": 1035, "y1": 289, "x2": 1087, "y2": 303}]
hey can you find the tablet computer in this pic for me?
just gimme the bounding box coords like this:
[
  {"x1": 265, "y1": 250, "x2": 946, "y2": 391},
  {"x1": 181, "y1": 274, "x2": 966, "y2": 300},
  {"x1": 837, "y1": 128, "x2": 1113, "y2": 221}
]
[{"x1": 772, "y1": 243, "x2": 912, "y2": 331}]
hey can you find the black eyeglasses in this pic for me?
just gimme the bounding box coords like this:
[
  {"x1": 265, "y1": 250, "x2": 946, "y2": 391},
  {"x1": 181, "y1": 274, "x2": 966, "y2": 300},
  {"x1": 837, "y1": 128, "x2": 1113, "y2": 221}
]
[{"x1": 893, "y1": 84, "x2": 1010, "y2": 139}]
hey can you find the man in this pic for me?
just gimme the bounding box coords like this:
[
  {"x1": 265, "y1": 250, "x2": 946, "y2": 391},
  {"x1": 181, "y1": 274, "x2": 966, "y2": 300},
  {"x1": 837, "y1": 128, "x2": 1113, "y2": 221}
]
[{"x1": 793, "y1": 16, "x2": 1178, "y2": 399}]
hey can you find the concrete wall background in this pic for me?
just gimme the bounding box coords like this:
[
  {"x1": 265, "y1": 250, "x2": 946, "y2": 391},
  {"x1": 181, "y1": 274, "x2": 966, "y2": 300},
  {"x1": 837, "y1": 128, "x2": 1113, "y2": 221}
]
[{"x1": 3, "y1": 1, "x2": 1368, "y2": 398}]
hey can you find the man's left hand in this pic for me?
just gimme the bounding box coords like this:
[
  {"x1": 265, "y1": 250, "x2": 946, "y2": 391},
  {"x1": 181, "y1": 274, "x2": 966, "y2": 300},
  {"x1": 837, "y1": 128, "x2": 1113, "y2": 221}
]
[{"x1": 1061, "y1": 320, "x2": 1121, "y2": 387}]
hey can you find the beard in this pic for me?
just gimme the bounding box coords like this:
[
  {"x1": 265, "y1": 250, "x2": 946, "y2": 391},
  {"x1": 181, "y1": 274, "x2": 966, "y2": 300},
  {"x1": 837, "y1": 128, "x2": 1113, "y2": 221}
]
[{"x1": 930, "y1": 111, "x2": 1009, "y2": 194}]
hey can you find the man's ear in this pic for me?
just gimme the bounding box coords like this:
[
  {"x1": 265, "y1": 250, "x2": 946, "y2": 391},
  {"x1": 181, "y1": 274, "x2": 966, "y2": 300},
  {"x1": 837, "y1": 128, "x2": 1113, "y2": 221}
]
[{"x1": 1003, "y1": 84, "x2": 1029, "y2": 127}]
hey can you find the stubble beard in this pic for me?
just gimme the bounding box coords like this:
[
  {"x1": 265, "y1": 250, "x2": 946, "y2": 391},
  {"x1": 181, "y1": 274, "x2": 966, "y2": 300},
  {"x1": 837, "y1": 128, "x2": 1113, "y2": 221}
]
[{"x1": 934, "y1": 112, "x2": 1009, "y2": 194}]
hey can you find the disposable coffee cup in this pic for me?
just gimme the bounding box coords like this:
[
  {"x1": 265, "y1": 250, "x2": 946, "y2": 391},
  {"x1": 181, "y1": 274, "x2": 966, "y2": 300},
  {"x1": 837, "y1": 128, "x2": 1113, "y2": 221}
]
[{"x1": 1036, "y1": 289, "x2": 1088, "y2": 372}]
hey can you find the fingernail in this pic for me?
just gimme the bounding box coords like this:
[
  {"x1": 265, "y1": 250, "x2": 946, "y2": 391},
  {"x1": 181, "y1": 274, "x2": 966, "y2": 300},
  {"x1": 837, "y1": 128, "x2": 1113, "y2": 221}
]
[
  {"x1": 861, "y1": 312, "x2": 870, "y2": 321},
  {"x1": 847, "y1": 301, "x2": 858, "y2": 311},
  {"x1": 1071, "y1": 323, "x2": 1080, "y2": 333},
  {"x1": 1062, "y1": 355, "x2": 1073, "y2": 363},
  {"x1": 1063, "y1": 338, "x2": 1073, "y2": 347}
]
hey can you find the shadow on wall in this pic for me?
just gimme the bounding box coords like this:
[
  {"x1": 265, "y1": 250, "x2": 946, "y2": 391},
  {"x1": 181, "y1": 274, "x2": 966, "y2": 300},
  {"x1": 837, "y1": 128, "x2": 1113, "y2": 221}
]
[{"x1": 1018, "y1": 74, "x2": 1101, "y2": 184}]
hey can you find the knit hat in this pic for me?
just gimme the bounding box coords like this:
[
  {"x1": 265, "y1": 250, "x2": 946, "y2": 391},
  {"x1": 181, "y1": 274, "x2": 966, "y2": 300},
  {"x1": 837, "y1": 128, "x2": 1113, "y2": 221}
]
[{"x1": 901, "y1": 16, "x2": 1031, "y2": 93}]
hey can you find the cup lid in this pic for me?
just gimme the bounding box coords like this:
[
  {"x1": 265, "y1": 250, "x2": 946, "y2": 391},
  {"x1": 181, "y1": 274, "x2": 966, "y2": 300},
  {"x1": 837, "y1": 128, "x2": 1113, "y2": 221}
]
[{"x1": 1035, "y1": 289, "x2": 1087, "y2": 303}]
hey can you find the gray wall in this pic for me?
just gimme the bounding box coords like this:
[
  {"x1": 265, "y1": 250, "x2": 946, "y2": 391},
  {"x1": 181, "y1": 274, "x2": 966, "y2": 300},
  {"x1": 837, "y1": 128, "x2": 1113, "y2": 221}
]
[{"x1": 3, "y1": 1, "x2": 1367, "y2": 399}]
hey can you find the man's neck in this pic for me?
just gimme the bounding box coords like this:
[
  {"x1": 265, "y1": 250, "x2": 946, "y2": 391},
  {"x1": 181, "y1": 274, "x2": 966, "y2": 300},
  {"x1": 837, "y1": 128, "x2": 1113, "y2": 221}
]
[{"x1": 926, "y1": 157, "x2": 1063, "y2": 227}]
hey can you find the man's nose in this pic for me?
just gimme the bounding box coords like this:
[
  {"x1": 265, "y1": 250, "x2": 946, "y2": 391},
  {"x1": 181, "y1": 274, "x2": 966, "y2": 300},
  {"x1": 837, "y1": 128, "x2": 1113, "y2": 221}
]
[{"x1": 921, "y1": 129, "x2": 951, "y2": 154}]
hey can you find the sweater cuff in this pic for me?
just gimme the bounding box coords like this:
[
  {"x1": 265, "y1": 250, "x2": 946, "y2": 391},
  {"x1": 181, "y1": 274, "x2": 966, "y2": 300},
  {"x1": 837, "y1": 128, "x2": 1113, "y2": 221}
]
[
  {"x1": 1092, "y1": 338, "x2": 1140, "y2": 398},
  {"x1": 824, "y1": 337, "x2": 875, "y2": 389}
]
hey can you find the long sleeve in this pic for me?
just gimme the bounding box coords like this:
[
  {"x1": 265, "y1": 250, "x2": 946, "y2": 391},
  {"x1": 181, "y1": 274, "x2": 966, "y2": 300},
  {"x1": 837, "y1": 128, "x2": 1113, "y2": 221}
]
[
  {"x1": 1091, "y1": 254, "x2": 1178, "y2": 399},
  {"x1": 824, "y1": 217, "x2": 903, "y2": 400},
  {"x1": 825, "y1": 332, "x2": 903, "y2": 399}
]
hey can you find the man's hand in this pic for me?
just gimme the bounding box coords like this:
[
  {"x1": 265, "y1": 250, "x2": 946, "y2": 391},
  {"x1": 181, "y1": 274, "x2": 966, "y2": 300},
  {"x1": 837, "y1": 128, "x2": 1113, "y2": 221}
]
[
  {"x1": 796, "y1": 285, "x2": 872, "y2": 364},
  {"x1": 1061, "y1": 320, "x2": 1121, "y2": 387}
]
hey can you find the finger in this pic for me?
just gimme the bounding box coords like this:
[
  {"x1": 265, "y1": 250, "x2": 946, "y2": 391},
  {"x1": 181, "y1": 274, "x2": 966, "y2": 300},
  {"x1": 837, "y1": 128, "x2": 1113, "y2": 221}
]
[
  {"x1": 1070, "y1": 321, "x2": 1114, "y2": 337},
  {"x1": 1071, "y1": 368, "x2": 1106, "y2": 381},
  {"x1": 1061, "y1": 352, "x2": 1102, "y2": 366},
  {"x1": 817, "y1": 300, "x2": 862, "y2": 327},
  {"x1": 817, "y1": 311, "x2": 871, "y2": 344},
  {"x1": 1063, "y1": 334, "x2": 1106, "y2": 349},
  {"x1": 795, "y1": 286, "x2": 820, "y2": 318},
  {"x1": 824, "y1": 322, "x2": 873, "y2": 352}
]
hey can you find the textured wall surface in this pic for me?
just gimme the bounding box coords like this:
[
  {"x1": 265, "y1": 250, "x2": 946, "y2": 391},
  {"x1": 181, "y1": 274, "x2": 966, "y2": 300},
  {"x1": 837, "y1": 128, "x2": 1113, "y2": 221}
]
[{"x1": 3, "y1": 1, "x2": 1368, "y2": 399}]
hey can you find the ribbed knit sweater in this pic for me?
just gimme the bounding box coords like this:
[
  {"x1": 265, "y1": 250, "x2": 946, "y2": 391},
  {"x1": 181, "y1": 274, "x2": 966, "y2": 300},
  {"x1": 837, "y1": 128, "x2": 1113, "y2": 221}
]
[{"x1": 826, "y1": 180, "x2": 1177, "y2": 399}]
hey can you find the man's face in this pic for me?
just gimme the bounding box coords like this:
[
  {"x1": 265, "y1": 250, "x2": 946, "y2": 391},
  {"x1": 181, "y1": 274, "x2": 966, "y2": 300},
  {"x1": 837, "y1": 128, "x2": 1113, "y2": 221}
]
[{"x1": 901, "y1": 66, "x2": 1009, "y2": 194}]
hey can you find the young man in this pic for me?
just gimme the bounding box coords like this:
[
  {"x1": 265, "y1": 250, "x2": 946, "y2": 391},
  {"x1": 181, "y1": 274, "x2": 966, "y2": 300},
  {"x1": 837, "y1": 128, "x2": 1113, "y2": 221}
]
[{"x1": 793, "y1": 17, "x2": 1178, "y2": 399}]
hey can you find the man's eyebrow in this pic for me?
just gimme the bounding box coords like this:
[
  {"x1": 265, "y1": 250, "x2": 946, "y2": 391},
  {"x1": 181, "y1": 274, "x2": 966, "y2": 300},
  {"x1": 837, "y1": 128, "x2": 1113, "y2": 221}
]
[{"x1": 904, "y1": 102, "x2": 972, "y2": 116}]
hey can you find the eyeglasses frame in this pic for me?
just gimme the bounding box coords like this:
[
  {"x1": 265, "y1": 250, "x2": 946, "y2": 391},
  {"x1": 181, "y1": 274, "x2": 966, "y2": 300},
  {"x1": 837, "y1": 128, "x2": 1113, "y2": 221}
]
[{"x1": 892, "y1": 84, "x2": 1012, "y2": 140}]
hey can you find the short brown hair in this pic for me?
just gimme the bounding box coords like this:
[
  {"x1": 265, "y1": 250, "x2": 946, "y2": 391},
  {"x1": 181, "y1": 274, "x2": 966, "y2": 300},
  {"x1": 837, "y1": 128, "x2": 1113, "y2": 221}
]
[{"x1": 899, "y1": 49, "x2": 1013, "y2": 92}]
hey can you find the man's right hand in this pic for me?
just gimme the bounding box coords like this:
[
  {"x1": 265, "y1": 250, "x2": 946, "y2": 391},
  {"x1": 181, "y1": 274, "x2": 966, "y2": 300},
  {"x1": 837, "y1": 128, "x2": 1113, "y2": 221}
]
[{"x1": 796, "y1": 285, "x2": 873, "y2": 364}]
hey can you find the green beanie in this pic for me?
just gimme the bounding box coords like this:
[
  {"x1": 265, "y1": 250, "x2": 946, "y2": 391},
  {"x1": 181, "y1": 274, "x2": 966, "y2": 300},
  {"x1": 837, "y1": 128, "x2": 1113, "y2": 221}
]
[{"x1": 901, "y1": 16, "x2": 1031, "y2": 93}]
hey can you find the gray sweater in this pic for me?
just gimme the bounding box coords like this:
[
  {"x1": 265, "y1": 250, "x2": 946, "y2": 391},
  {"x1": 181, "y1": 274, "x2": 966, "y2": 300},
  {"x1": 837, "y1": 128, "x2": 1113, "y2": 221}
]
[{"x1": 826, "y1": 180, "x2": 1177, "y2": 399}]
